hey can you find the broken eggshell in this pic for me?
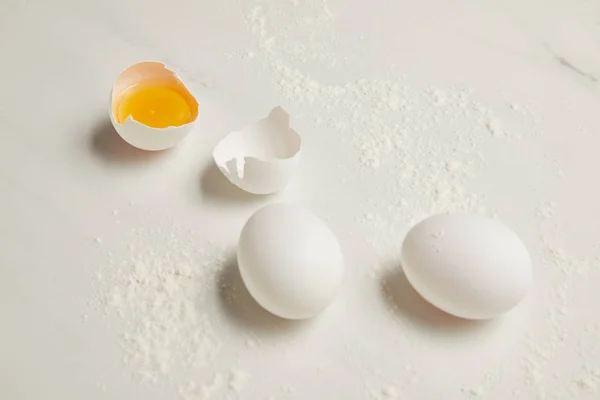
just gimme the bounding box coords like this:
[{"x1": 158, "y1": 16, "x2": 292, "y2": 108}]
[
  {"x1": 109, "y1": 61, "x2": 199, "y2": 151},
  {"x1": 212, "y1": 107, "x2": 302, "y2": 194}
]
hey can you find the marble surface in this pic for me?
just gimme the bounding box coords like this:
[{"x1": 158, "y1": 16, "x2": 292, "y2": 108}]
[{"x1": 2, "y1": 0, "x2": 600, "y2": 399}]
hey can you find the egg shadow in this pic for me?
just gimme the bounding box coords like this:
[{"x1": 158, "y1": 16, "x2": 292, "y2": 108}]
[
  {"x1": 381, "y1": 264, "x2": 492, "y2": 335},
  {"x1": 216, "y1": 255, "x2": 304, "y2": 334},
  {"x1": 89, "y1": 118, "x2": 167, "y2": 164},
  {"x1": 199, "y1": 162, "x2": 275, "y2": 206}
]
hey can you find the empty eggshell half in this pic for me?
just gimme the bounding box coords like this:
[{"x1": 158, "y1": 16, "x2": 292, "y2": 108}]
[
  {"x1": 109, "y1": 62, "x2": 199, "y2": 151},
  {"x1": 212, "y1": 107, "x2": 302, "y2": 194}
]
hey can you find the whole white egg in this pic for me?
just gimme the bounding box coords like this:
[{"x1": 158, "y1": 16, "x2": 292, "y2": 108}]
[
  {"x1": 401, "y1": 214, "x2": 532, "y2": 320},
  {"x1": 238, "y1": 204, "x2": 344, "y2": 320}
]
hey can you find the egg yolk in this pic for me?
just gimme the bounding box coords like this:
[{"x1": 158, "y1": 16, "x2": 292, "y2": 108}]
[{"x1": 117, "y1": 84, "x2": 193, "y2": 128}]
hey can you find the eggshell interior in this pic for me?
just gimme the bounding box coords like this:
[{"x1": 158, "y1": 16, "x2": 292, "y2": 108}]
[
  {"x1": 212, "y1": 107, "x2": 302, "y2": 194},
  {"x1": 109, "y1": 62, "x2": 199, "y2": 151}
]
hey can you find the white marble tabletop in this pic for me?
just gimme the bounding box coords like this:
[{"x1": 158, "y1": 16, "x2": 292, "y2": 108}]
[{"x1": 2, "y1": 0, "x2": 600, "y2": 399}]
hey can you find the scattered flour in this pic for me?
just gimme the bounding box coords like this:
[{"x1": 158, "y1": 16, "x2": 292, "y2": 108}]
[
  {"x1": 509, "y1": 103, "x2": 522, "y2": 112},
  {"x1": 574, "y1": 367, "x2": 600, "y2": 393},
  {"x1": 536, "y1": 201, "x2": 557, "y2": 219},
  {"x1": 179, "y1": 374, "x2": 224, "y2": 400},
  {"x1": 462, "y1": 385, "x2": 484, "y2": 397},
  {"x1": 95, "y1": 382, "x2": 107, "y2": 393},
  {"x1": 91, "y1": 219, "x2": 230, "y2": 398},
  {"x1": 381, "y1": 385, "x2": 400, "y2": 398},
  {"x1": 486, "y1": 117, "x2": 504, "y2": 136},
  {"x1": 245, "y1": 336, "x2": 258, "y2": 348},
  {"x1": 241, "y1": 2, "x2": 530, "y2": 264},
  {"x1": 229, "y1": 368, "x2": 250, "y2": 393},
  {"x1": 541, "y1": 236, "x2": 596, "y2": 276},
  {"x1": 370, "y1": 384, "x2": 400, "y2": 399}
]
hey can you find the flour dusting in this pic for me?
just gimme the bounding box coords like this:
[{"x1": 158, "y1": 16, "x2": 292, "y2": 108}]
[{"x1": 91, "y1": 219, "x2": 229, "y2": 397}]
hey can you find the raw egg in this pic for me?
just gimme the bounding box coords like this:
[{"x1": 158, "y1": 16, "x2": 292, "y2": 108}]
[
  {"x1": 109, "y1": 62, "x2": 198, "y2": 151},
  {"x1": 117, "y1": 84, "x2": 193, "y2": 128},
  {"x1": 237, "y1": 203, "x2": 344, "y2": 319},
  {"x1": 401, "y1": 213, "x2": 532, "y2": 320}
]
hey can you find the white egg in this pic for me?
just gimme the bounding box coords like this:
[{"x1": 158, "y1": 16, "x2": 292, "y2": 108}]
[
  {"x1": 401, "y1": 214, "x2": 532, "y2": 320},
  {"x1": 238, "y1": 204, "x2": 344, "y2": 319}
]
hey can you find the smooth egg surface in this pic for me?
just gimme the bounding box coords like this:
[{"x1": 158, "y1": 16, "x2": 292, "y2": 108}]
[
  {"x1": 238, "y1": 204, "x2": 344, "y2": 320},
  {"x1": 401, "y1": 213, "x2": 532, "y2": 320}
]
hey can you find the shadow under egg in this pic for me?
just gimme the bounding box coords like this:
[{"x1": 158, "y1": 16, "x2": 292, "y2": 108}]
[
  {"x1": 215, "y1": 255, "x2": 305, "y2": 335},
  {"x1": 380, "y1": 266, "x2": 495, "y2": 335},
  {"x1": 89, "y1": 118, "x2": 168, "y2": 164}
]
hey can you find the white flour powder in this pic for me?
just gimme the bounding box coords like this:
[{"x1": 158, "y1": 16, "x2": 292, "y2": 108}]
[
  {"x1": 241, "y1": 1, "x2": 545, "y2": 263},
  {"x1": 92, "y1": 221, "x2": 230, "y2": 398}
]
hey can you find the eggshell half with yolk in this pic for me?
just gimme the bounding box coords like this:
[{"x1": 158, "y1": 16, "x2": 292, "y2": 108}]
[{"x1": 109, "y1": 62, "x2": 199, "y2": 151}]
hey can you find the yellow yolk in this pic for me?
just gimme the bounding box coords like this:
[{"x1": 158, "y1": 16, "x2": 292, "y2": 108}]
[{"x1": 116, "y1": 84, "x2": 193, "y2": 128}]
